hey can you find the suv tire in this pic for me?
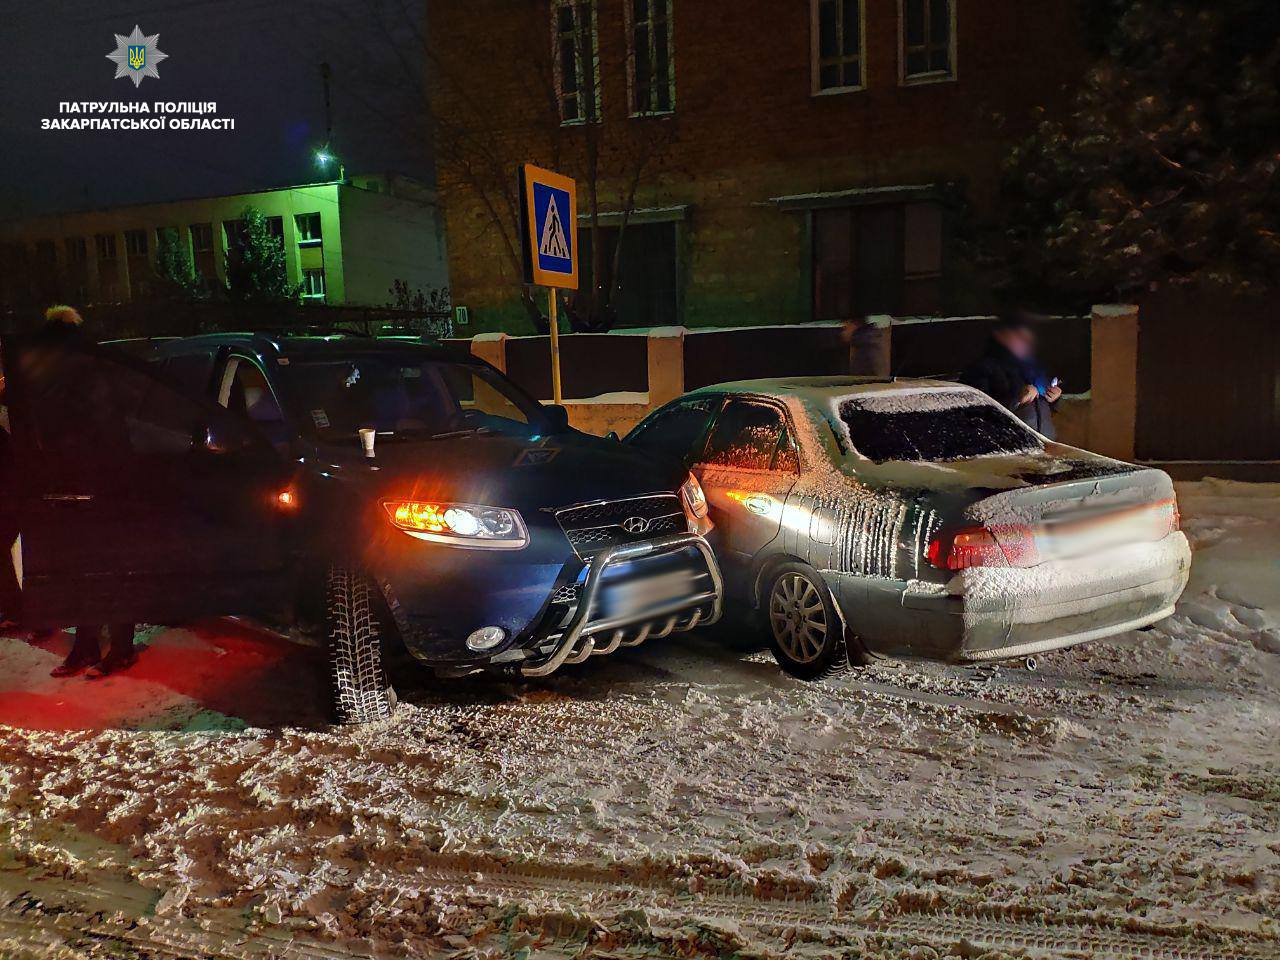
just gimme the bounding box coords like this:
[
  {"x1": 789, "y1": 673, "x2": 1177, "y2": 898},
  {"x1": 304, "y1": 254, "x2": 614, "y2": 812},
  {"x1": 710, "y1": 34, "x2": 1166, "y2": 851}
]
[
  {"x1": 762, "y1": 561, "x2": 856, "y2": 681},
  {"x1": 326, "y1": 563, "x2": 397, "y2": 724}
]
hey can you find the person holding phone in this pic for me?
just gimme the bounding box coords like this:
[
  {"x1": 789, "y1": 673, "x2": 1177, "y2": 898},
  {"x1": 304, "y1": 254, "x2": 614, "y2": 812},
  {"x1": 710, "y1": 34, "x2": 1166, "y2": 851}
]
[{"x1": 960, "y1": 315, "x2": 1063, "y2": 439}]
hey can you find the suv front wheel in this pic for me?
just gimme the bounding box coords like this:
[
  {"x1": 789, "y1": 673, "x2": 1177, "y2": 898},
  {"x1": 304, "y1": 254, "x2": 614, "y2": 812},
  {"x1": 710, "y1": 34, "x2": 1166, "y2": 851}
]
[{"x1": 326, "y1": 563, "x2": 398, "y2": 724}]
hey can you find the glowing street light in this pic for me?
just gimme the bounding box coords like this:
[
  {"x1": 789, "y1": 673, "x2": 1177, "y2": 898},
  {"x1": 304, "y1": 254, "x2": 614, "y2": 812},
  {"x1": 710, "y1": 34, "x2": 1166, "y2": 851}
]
[{"x1": 315, "y1": 146, "x2": 345, "y2": 182}]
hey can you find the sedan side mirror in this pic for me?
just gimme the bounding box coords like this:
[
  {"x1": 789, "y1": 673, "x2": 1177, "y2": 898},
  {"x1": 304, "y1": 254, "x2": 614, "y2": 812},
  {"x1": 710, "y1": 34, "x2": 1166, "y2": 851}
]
[{"x1": 543, "y1": 403, "x2": 571, "y2": 433}]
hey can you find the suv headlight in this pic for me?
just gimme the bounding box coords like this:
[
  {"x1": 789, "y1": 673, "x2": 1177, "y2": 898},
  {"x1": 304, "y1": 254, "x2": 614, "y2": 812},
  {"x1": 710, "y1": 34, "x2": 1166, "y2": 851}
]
[
  {"x1": 680, "y1": 473, "x2": 710, "y2": 532},
  {"x1": 383, "y1": 500, "x2": 529, "y2": 549}
]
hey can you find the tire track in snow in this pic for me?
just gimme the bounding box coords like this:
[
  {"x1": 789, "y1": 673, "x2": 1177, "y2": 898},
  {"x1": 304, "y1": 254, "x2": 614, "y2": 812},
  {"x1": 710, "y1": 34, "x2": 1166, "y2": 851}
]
[
  {"x1": 0, "y1": 879, "x2": 368, "y2": 960},
  {"x1": 384, "y1": 854, "x2": 1277, "y2": 960}
]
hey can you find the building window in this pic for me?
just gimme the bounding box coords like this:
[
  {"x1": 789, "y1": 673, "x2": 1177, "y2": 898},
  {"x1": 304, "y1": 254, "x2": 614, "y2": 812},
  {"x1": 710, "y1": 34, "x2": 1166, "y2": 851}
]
[
  {"x1": 124, "y1": 229, "x2": 148, "y2": 257},
  {"x1": 901, "y1": 0, "x2": 954, "y2": 82},
  {"x1": 95, "y1": 234, "x2": 117, "y2": 260},
  {"x1": 301, "y1": 268, "x2": 326, "y2": 300},
  {"x1": 65, "y1": 237, "x2": 88, "y2": 263},
  {"x1": 628, "y1": 0, "x2": 674, "y2": 114},
  {"x1": 576, "y1": 221, "x2": 678, "y2": 327},
  {"x1": 222, "y1": 219, "x2": 245, "y2": 246},
  {"x1": 295, "y1": 213, "x2": 323, "y2": 245},
  {"x1": 812, "y1": 201, "x2": 943, "y2": 319},
  {"x1": 813, "y1": 0, "x2": 864, "y2": 93},
  {"x1": 190, "y1": 223, "x2": 213, "y2": 252},
  {"x1": 553, "y1": 1, "x2": 600, "y2": 123}
]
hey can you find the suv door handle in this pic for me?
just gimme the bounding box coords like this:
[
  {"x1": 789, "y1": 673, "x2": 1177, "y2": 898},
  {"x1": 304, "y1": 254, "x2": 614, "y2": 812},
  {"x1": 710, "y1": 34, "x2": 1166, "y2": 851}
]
[{"x1": 42, "y1": 493, "x2": 94, "y2": 503}]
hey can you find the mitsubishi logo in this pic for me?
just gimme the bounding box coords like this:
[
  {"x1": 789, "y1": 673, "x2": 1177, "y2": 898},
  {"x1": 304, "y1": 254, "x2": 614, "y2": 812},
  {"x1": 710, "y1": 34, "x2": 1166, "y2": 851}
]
[{"x1": 621, "y1": 516, "x2": 650, "y2": 534}]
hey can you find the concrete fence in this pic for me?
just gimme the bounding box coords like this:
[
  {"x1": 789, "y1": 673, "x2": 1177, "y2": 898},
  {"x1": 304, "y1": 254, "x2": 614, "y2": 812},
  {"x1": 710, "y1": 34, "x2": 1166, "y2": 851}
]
[{"x1": 458, "y1": 307, "x2": 1140, "y2": 458}]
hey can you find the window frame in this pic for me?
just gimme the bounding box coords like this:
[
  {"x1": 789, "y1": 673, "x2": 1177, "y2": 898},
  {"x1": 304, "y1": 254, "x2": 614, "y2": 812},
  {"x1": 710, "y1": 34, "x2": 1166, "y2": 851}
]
[
  {"x1": 64, "y1": 237, "x2": 88, "y2": 264},
  {"x1": 626, "y1": 0, "x2": 676, "y2": 116},
  {"x1": 295, "y1": 212, "x2": 323, "y2": 246},
  {"x1": 95, "y1": 234, "x2": 117, "y2": 260},
  {"x1": 123, "y1": 229, "x2": 148, "y2": 258},
  {"x1": 811, "y1": 0, "x2": 866, "y2": 96},
  {"x1": 698, "y1": 396, "x2": 800, "y2": 474},
  {"x1": 552, "y1": 0, "x2": 602, "y2": 125},
  {"x1": 301, "y1": 268, "x2": 327, "y2": 300},
  {"x1": 625, "y1": 393, "x2": 724, "y2": 461},
  {"x1": 810, "y1": 199, "x2": 944, "y2": 320},
  {"x1": 189, "y1": 222, "x2": 214, "y2": 253},
  {"x1": 898, "y1": 0, "x2": 957, "y2": 85},
  {"x1": 215, "y1": 353, "x2": 290, "y2": 430}
]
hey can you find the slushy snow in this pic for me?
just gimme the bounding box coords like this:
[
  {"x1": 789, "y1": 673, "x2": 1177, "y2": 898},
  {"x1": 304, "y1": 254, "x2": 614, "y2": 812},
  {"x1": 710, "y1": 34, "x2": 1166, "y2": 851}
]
[{"x1": 0, "y1": 480, "x2": 1277, "y2": 959}]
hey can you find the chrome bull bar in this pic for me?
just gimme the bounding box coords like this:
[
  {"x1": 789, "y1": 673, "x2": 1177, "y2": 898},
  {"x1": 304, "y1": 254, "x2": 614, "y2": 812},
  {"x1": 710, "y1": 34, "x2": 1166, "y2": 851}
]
[{"x1": 518, "y1": 532, "x2": 723, "y2": 678}]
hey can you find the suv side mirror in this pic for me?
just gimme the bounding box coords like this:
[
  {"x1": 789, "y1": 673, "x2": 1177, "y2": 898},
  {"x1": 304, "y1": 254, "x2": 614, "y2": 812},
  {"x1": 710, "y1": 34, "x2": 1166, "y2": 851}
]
[
  {"x1": 194, "y1": 418, "x2": 248, "y2": 455},
  {"x1": 604, "y1": 430, "x2": 620, "y2": 442},
  {"x1": 543, "y1": 403, "x2": 571, "y2": 433}
]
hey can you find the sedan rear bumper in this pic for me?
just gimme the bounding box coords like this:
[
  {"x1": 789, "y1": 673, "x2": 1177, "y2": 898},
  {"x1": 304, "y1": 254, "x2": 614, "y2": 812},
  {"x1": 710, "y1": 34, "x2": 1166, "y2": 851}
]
[{"x1": 836, "y1": 532, "x2": 1191, "y2": 663}]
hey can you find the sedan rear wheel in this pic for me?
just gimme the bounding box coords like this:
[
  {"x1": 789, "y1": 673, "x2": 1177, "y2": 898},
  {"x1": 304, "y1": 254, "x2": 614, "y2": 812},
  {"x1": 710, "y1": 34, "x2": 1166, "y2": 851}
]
[{"x1": 764, "y1": 562, "x2": 852, "y2": 681}]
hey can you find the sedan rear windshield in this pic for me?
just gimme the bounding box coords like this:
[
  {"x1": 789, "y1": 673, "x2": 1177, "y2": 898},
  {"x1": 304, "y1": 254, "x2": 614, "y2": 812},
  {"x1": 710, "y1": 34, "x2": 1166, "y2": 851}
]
[
  {"x1": 837, "y1": 394, "x2": 1043, "y2": 463},
  {"x1": 279, "y1": 358, "x2": 547, "y2": 442}
]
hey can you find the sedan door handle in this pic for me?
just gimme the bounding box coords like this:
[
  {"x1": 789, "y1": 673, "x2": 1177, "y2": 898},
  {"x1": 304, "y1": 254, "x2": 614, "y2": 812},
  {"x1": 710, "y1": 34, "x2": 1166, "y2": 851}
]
[{"x1": 42, "y1": 493, "x2": 94, "y2": 503}]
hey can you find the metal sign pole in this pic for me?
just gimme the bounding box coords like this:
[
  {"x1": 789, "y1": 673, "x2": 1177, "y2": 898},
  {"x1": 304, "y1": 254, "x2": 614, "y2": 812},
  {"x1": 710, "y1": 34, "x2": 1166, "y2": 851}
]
[
  {"x1": 519, "y1": 163, "x2": 576, "y2": 408},
  {"x1": 548, "y1": 288, "x2": 562, "y2": 404}
]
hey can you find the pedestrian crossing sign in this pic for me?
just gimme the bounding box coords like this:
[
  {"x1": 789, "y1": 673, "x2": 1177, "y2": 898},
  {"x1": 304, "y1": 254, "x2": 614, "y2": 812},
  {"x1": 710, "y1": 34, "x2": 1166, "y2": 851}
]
[{"x1": 519, "y1": 163, "x2": 578, "y2": 289}]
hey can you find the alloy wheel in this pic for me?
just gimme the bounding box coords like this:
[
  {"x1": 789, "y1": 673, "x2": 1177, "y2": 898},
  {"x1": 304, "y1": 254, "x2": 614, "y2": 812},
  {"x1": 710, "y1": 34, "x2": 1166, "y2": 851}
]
[{"x1": 769, "y1": 572, "x2": 828, "y2": 663}]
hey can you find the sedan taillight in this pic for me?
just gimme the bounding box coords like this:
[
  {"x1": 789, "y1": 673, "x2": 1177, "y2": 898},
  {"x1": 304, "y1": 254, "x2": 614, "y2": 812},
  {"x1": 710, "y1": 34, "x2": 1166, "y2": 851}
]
[{"x1": 926, "y1": 524, "x2": 1039, "y2": 570}]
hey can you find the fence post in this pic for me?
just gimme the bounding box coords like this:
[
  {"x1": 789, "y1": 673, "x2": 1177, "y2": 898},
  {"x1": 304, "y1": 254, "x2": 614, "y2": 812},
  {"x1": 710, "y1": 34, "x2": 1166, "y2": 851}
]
[
  {"x1": 471, "y1": 332, "x2": 508, "y2": 374},
  {"x1": 1089, "y1": 304, "x2": 1139, "y2": 461},
  {"x1": 647, "y1": 326, "x2": 686, "y2": 407},
  {"x1": 861, "y1": 315, "x2": 893, "y2": 377}
]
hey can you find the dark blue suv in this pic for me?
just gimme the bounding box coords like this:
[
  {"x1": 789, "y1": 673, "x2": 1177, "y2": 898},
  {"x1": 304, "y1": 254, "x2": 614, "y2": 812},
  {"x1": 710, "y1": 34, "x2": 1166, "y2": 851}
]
[{"x1": 144, "y1": 333, "x2": 722, "y2": 721}]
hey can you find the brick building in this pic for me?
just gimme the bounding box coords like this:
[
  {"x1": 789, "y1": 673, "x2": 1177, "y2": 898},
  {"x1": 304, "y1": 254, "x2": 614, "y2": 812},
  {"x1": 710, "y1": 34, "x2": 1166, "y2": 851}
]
[{"x1": 428, "y1": 0, "x2": 1086, "y2": 334}]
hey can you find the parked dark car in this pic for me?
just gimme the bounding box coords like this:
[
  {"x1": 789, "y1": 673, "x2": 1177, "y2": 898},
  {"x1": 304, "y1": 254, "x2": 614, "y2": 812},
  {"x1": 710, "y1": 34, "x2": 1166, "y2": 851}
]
[
  {"x1": 0, "y1": 332, "x2": 721, "y2": 721},
  {"x1": 625, "y1": 377, "x2": 1189, "y2": 679}
]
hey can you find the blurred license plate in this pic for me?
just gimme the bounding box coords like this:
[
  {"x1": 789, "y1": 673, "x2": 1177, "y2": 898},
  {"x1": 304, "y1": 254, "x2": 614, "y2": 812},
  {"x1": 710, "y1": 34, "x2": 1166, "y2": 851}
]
[{"x1": 597, "y1": 569, "x2": 698, "y2": 620}]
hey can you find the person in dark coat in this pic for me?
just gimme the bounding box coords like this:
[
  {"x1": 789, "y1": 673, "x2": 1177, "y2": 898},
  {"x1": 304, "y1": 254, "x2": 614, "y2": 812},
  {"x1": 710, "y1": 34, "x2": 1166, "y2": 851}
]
[
  {"x1": 960, "y1": 317, "x2": 1063, "y2": 439},
  {"x1": 17, "y1": 307, "x2": 140, "y2": 678},
  {"x1": 0, "y1": 355, "x2": 17, "y2": 631},
  {"x1": 840, "y1": 316, "x2": 889, "y2": 377}
]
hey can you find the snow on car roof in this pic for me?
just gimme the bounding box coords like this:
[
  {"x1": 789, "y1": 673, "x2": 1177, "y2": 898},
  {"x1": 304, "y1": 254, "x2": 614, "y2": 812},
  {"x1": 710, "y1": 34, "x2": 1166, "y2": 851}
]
[{"x1": 691, "y1": 375, "x2": 982, "y2": 404}]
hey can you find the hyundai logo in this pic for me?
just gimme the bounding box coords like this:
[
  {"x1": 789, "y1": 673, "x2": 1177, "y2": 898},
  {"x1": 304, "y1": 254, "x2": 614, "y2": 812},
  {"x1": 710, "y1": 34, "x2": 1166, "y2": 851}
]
[{"x1": 621, "y1": 516, "x2": 650, "y2": 534}]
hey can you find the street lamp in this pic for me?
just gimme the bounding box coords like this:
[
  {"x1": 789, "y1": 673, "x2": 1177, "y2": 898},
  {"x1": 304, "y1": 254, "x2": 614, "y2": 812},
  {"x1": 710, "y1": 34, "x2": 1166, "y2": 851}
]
[{"x1": 315, "y1": 146, "x2": 345, "y2": 182}]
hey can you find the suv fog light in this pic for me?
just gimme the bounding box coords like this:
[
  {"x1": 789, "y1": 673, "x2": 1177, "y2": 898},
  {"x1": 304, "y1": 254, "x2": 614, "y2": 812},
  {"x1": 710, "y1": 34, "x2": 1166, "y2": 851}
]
[{"x1": 466, "y1": 626, "x2": 507, "y2": 651}]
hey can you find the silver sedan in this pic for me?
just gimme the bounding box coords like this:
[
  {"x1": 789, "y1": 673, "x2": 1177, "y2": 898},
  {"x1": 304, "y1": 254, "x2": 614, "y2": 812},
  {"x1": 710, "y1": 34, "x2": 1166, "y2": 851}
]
[{"x1": 625, "y1": 377, "x2": 1191, "y2": 679}]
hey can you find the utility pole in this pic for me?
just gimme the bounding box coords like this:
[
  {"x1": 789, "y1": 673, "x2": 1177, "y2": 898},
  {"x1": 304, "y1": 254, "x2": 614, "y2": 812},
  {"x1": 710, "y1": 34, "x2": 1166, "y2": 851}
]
[
  {"x1": 317, "y1": 62, "x2": 345, "y2": 181},
  {"x1": 320, "y1": 62, "x2": 333, "y2": 146}
]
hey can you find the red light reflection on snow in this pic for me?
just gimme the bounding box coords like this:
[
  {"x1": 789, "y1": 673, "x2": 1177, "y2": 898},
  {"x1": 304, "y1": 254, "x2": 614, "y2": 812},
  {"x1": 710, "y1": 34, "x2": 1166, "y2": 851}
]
[{"x1": 0, "y1": 620, "x2": 328, "y2": 732}]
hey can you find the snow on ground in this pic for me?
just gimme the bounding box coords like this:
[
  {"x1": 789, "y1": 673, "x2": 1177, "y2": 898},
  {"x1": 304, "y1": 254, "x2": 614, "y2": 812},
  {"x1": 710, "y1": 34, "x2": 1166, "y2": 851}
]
[{"x1": 0, "y1": 480, "x2": 1278, "y2": 959}]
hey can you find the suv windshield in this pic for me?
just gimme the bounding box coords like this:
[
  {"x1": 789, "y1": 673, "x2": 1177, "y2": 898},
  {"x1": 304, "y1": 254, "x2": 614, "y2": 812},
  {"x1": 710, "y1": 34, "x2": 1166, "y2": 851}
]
[
  {"x1": 279, "y1": 357, "x2": 547, "y2": 442},
  {"x1": 837, "y1": 393, "x2": 1043, "y2": 463}
]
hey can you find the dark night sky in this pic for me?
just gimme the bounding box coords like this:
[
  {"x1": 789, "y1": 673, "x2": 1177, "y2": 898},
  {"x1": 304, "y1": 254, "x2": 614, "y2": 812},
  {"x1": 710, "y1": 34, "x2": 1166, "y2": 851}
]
[{"x1": 0, "y1": 0, "x2": 430, "y2": 220}]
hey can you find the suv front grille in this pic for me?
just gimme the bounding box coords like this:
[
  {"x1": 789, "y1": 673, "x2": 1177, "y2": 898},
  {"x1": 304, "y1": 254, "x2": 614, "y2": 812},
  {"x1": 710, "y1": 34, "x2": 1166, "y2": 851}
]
[{"x1": 556, "y1": 494, "x2": 687, "y2": 559}]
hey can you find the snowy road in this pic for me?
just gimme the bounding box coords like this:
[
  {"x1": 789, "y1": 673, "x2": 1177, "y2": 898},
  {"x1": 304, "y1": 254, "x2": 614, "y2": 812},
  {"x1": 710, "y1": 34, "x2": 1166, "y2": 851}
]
[{"x1": 1, "y1": 480, "x2": 1278, "y2": 959}]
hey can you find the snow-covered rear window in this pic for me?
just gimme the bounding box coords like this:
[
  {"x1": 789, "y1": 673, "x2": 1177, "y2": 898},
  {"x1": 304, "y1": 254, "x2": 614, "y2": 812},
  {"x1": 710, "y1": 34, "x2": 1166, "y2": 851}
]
[{"x1": 836, "y1": 392, "x2": 1042, "y2": 463}]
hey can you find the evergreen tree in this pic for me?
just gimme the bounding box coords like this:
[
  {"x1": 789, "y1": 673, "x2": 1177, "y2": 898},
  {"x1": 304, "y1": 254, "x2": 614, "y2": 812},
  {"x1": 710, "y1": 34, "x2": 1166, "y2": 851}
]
[
  {"x1": 1000, "y1": 0, "x2": 1280, "y2": 303},
  {"x1": 153, "y1": 227, "x2": 203, "y2": 300},
  {"x1": 224, "y1": 207, "x2": 298, "y2": 303}
]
